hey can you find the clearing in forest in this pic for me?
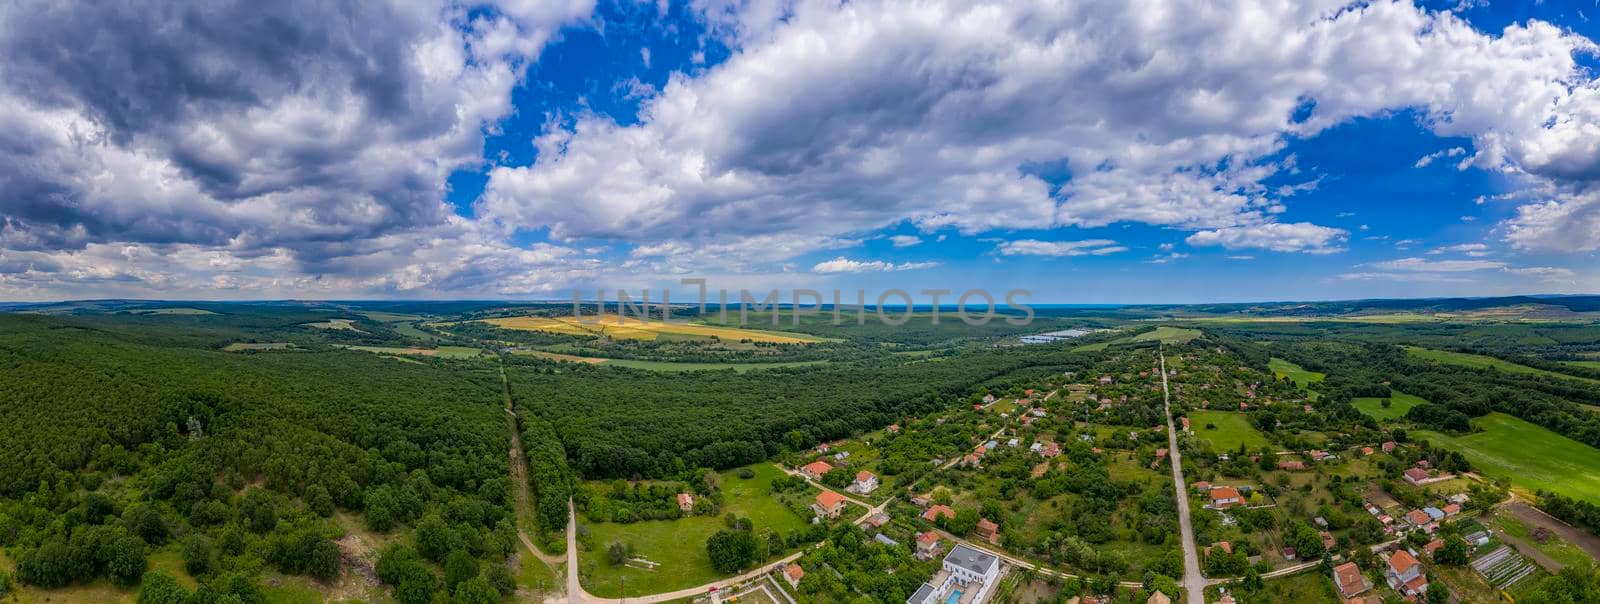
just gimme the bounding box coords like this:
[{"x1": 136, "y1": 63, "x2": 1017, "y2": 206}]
[
  {"x1": 1414, "y1": 413, "x2": 1600, "y2": 503},
  {"x1": 1268, "y1": 358, "x2": 1324, "y2": 388},
  {"x1": 484, "y1": 314, "x2": 823, "y2": 343},
  {"x1": 1189, "y1": 410, "x2": 1272, "y2": 452},
  {"x1": 1352, "y1": 390, "x2": 1426, "y2": 422},
  {"x1": 1406, "y1": 347, "x2": 1599, "y2": 385}
]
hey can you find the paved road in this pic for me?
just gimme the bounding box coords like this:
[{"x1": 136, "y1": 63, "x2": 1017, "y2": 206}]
[{"x1": 1159, "y1": 348, "x2": 1207, "y2": 604}]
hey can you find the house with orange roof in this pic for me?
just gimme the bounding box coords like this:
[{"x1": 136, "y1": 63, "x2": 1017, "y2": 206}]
[
  {"x1": 852, "y1": 470, "x2": 879, "y2": 494},
  {"x1": 915, "y1": 531, "x2": 942, "y2": 560},
  {"x1": 1385, "y1": 550, "x2": 1427, "y2": 597},
  {"x1": 677, "y1": 492, "x2": 695, "y2": 513},
  {"x1": 800, "y1": 460, "x2": 833, "y2": 480},
  {"x1": 783, "y1": 563, "x2": 805, "y2": 587},
  {"x1": 975, "y1": 518, "x2": 1000, "y2": 544},
  {"x1": 1332, "y1": 561, "x2": 1370, "y2": 599},
  {"x1": 1209, "y1": 486, "x2": 1243, "y2": 509},
  {"x1": 813, "y1": 490, "x2": 846, "y2": 518},
  {"x1": 922, "y1": 504, "x2": 955, "y2": 523}
]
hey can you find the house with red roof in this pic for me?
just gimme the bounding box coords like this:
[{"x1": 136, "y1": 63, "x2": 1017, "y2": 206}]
[
  {"x1": 1403, "y1": 467, "x2": 1430, "y2": 485},
  {"x1": 1209, "y1": 486, "x2": 1243, "y2": 509},
  {"x1": 922, "y1": 504, "x2": 955, "y2": 523},
  {"x1": 783, "y1": 563, "x2": 805, "y2": 587},
  {"x1": 1332, "y1": 561, "x2": 1370, "y2": 599},
  {"x1": 915, "y1": 531, "x2": 941, "y2": 560},
  {"x1": 1279, "y1": 460, "x2": 1307, "y2": 471},
  {"x1": 1406, "y1": 509, "x2": 1432, "y2": 527},
  {"x1": 975, "y1": 518, "x2": 1000, "y2": 544},
  {"x1": 1382, "y1": 441, "x2": 1397, "y2": 453},
  {"x1": 813, "y1": 491, "x2": 846, "y2": 518},
  {"x1": 800, "y1": 460, "x2": 833, "y2": 480},
  {"x1": 1385, "y1": 550, "x2": 1428, "y2": 597},
  {"x1": 677, "y1": 493, "x2": 695, "y2": 513},
  {"x1": 852, "y1": 470, "x2": 879, "y2": 494}
]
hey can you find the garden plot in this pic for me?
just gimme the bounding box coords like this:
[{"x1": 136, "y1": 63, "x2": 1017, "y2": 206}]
[{"x1": 1472, "y1": 546, "x2": 1538, "y2": 590}]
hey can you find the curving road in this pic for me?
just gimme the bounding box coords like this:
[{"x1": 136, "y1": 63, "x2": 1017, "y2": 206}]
[{"x1": 1159, "y1": 348, "x2": 1207, "y2": 604}]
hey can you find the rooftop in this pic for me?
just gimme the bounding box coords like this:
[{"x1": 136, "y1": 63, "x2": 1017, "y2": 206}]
[{"x1": 944, "y1": 543, "x2": 999, "y2": 576}]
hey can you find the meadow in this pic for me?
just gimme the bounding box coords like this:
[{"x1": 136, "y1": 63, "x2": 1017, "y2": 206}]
[
  {"x1": 345, "y1": 345, "x2": 485, "y2": 358},
  {"x1": 1413, "y1": 413, "x2": 1600, "y2": 503},
  {"x1": 578, "y1": 464, "x2": 813, "y2": 597},
  {"x1": 515, "y1": 350, "x2": 829, "y2": 373},
  {"x1": 1268, "y1": 357, "x2": 1324, "y2": 388},
  {"x1": 1189, "y1": 410, "x2": 1272, "y2": 452},
  {"x1": 485, "y1": 314, "x2": 823, "y2": 343},
  {"x1": 1074, "y1": 326, "x2": 1201, "y2": 352},
  {"x1": 1562, "y1": 360, "x2": 1600, "y2": 370},
  {"x1": 1406, "y1": 347, "x2": 1600, "y2": 385},
  {"x1": 1352, "y1": 390, "x2": 1427, "y2": 422}
]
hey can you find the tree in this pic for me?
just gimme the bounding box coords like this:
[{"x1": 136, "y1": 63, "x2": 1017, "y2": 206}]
[
  {"x1": 182, "y1": 535, "x2": 213, "y2": 577},
  {"x1": 1436, "y1": 535, "x2": 1470, "y2": 566},
  {"x1": 136, "y1": 571, "x2": 191, "y2": 604},
  {"x1": 607, "y1": 540, "x2": 630, "y2": 566},
  {"x1": 453, "y1": 576, "x2": 499, "y2": 604},
  {"x1": 484, "y1": 563, "x2": 515, "y2": 596},
  {"x1": 706, "y1": 530, "x2": 759, "y2": 574},
  {"x1": 306, "y1": 484, "x2": 335, "y2": 517},
  {"x1": 126, "y1": 505, "x2": 169, "y2": 545},
  {"x1": 414, "y1": 516, "x2": 452, "y2": 562},
  {"x1": 444, "y1": 550, "x2": 479, "y2": 590},
  {"x1": 106, "y1": 535, "x2": 149, "y2": 587}
]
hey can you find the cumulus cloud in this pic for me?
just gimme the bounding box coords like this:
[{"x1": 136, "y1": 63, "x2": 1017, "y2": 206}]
[
  {"x1": 889, "y1": 235, "x2": 923, "y2": 247},
  {"x1": 0, "y1": 0, "x2": 594, "y2": 297},
  {"x1": 1414, "y1": 146, "x2": 1467, "y2": 168},
  {"x1": 811, "y1": 257, "x2": 940, "y2": 273},
  {"x1": 997, "y1": 239, "x2": 1127, "y2": 257},
  {"x1": 1428, "y1": 243, "x2": 1492, "y2": 257},
  {"x1": 1505, "y1": 189, "x2": 1600, "y2": 252},
  {"x1": 1186, "y1": 222, "x2": 1348, "y2": 254},
  {"x1": 480, "y1": 0, "x2": 1600, "y2": 267}
]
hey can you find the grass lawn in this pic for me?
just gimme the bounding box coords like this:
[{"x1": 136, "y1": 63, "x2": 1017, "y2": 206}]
[
  {"x1": 1490, "y1": 512, "x2": 1597, "y2": 570},
  {"x1": 1269, "y1": 358, "x2": 1324, "y2": 388},
  {"x1": 1248, "y1": 569, "x2": 1341, "y2": 604},
  {"x1": 485, "y1": 315, "x2": 823, "y2": 343},
  {"x1": 517, "y1": 539, "x2": 560, "y2": 595},
  {"x1": 1352, "y1": 390, "x2": 1427, "y2": 422},
  {"x1": 1413, "y1": 413, "x2": 1600, "y2": 503},
  {"x1": 1407, "y1": 347, "x2": 1600, "y2": 385},
  {"x1": 1074, "y1": 326, "x2": 1200, "y2": 352},
  {"x1": 1189, "y1": 410, "x2": 1272, "y2": 452},
  {"x1": 578, "y1": 464, "x2": 812, "y2": 597}
]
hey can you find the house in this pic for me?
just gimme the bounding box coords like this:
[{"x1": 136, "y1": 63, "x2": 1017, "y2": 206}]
[
  {"x1": 1041, "y1": 443, "x2": 1061, "y2": 458},
  {"x1": 1021, "y1": 416, "x2": 1037, "y2": 427},
  {"x1": 1099, "y1": 375, "x2": 1113, "y2": 384},
  {"x1": 888, "y1": 423, "x2": 901, "y2": 433},
  {"x1": 1423, "y1": 507, "x2": 1445, "y2": 522},
  {"x1": 1025, "y1": 389, "x2": 1035, "y2": 397},
  {"x1": 1332, "y1": 561, "x2": 1371, "y2": 599},
  {"x1": 1403, "y1": 468, "x2": 1430, "y2": 485},
  {"x1": 1361, "y1": 446, "x2": 1375, "y2": 456},
  {"x1": 874, "y1": 533, "x2": 899, "y2": 547},
  {"x1": 1310, "y1": 450, "x2": 1330, "y2": 462},
  {"x1": 906, "y1": 544, "x2": 1001, "y2": 604},
  {"x1": 983, "y1": 394, "x2": 997, "y2": 404},
  {"x1": 1180, "y1": 416, "x2": 1191, "y2": 432},
  {"x1": 1416, "y1": 459, "x2": 1431, "y2": 469},
  {"x1": 915, "y1": 531, "x2": 942, "y2": 560},
  {"x1": 784, "y1": 563, "x2": 805, "y2": 588},
  {"x1": 1029, "y1": 442, "x2": 1044, "y2": 453},
  {"x1": 853, "y1": 471, "x2": 879, "y2": 494},
  {"x1": 1424, "y1": 539, "x2": 1444, "y2": 559},
  {"x1": 1283, "y1": 547, "x2": 1297, "y2": 561},
  {"x1": 801, "y1": 460, "x2": 833, "y2": 480},
  {"x1": 1210, "y1": 486, "x2": 1243, "y2": 509},
  {"x1": 975, "y1": 518, "x2": 1000, "y2": 544},
  {"x1": 813, "y1": 491, "x2": 847, "y2": 518},
  {"x1": 1382, "y1": 441, "x2": 1397, "y2": 453},
  {"x1": 1155, "y1": 448, "x2": 1168, "y2": 460},
  {"x1": 1279, "y1": 460, "x2": 1307, "y2": 471},
  {"x1": 1208, "y1": 541, "x2": 1233, "y2": 555},
  {"x1": 1406, "y1": 509, "x2": 1432, "y2": 527},
  {"x1": 1147, "y1": 592, "x2": 1171, "y2": 604},
  {"x1": 1321, "y1": 531, "x2": 1336, "y2": 550},
  {"x1": 922, "y1": 505, "x2": 955, "y2": 523},
  {"x1": 1006, "y1": 438, "x2": 1019, "y2": 447},
  {"x1": 911, "y1": 494, "x2": 931, "y2": 507},
  {"x1": 1442, "y1": 503, "x2": 1461, "y2": 517},
  {"x1": 865, "y1": 511, "x2": 890, "y2": 528},
  {"x1": 677, "y1": 493, "x2": 695, "y2": 513},
  {"x1": 816, "y1": 443, "x2": 831, "y2": 453},
  {"x1": 1031, "y1": 408, "x2": 1047, "y2": 418},
  {"x1": 1193, "y1": 481, "x2": 1211, "y2": 492},
  {"x1": 961, "y1": 453, "x2": 982, "y2": 468},
  {"x1": 1385, "y1": 550, "x2": 1428, "y2": 597}
]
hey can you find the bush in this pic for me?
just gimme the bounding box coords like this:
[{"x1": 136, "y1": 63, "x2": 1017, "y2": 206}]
[
  {"x1": 136, "y1": 571, "x2": 191, "y2": 604},
  {"x1": 443, "y1": 550, "x2": 479, "y2": 589},
  {"x1": 484, "y1": 563, "x2": 515, "y2": 596},
  {"x1": 453, "y1": 576, "x2": 500, "y2": 604},
  {"x1": 736, "y1": 467, "x2": 756, "y2": 479},
  {"x1": 183, "y1": 535, "x2": 213, "y2": 576}
]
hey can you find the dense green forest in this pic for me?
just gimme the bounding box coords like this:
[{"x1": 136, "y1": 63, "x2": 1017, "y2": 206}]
[{"x1": 0, "y1": 315, "x2": 519, "y2": 602}]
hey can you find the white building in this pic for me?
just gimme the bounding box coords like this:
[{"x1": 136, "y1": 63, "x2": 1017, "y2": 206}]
[{"x1": 906, "y1": 543, "x2": 1001, "y2": 604}]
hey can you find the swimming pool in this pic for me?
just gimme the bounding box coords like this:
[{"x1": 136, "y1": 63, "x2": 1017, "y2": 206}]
[{"x1": 945, "y1": 589, "x2": 963, "y2": 604}]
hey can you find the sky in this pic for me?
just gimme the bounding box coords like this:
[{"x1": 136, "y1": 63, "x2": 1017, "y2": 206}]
[{"x1": 2, "y1": 0, "x2": 1600, "y2": 304}]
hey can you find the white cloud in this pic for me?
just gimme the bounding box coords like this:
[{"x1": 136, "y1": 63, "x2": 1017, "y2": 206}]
[
  {"x1": 811, "y1": 257, "x2": 940, "y2": 273},
  {"x1": 1186, "y1": 222, "x2": 1348, "y2": 254},
  {"x1": 1414, "y1": 146, "x2": 1466, "y2": 168},
  {"x1": 1505, "y1": 189, "x2": 1600, "y2": 252},
  {"x1": 1428, "y1": 243, "x2": 1492, "y2": 257},
  {"x1": 1370, "y1": 257, "x2": 1506, "y2": 272},
  {"x1": 1507, "y1": 266, "x2": 1577, "y2": 280},
  {"x1": 889, "y1": 235, "x2": 923, "y2": 247},
  {"x1": 997, "y1": 239, "x2": 1127, "y2": 257},
  {"x1": 1225, "y1": 255, "x2": 1256, "y2": 260}
]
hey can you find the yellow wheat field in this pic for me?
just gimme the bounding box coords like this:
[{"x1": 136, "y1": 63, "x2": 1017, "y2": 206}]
[{"x1": 482, "y1": 314, "x2": 821, "y2": 343}]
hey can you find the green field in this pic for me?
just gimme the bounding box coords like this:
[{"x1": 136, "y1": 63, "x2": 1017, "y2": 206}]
[
  {"x1": 1075, "y1": 326, "x2": 1201, "y2": 352},
  {"x1": 1414, "y1": 413, "x2": 1600, "y2": 503},
  {"x1": 1407, "y1": 347, "x2": 1600, "y2": 385},
  {"x1": 129, "y1": 307, "x2": 217, "y2": 315},
  {"x1": 1352, "y1": 390, "x2": 1427, "y2": 422},
  {"x1": 223, "y1": 342, "x2": 295, "y2": 352},
  {"x1": 578, "y1": 463, "x2": 812, "y2": 597},
  {"x1": 515, "y1": 350, "x2": 828, "y2": 373},
  {"x1": 1189, "y1": 410, "x2": 1272, "y2": 452},
  {"x1": 1490, "y1": 513, "x2": 1596, "y2": 570},
  {"x1": 345, "y1": 345, "x2": 485, "y2": 359},
  {"x1": 1562, "y1": 360, "x2": 1600, "y2": 370},
  {"x1": 1269, "y1": 357, "x2": 1324, "y2": 388}
]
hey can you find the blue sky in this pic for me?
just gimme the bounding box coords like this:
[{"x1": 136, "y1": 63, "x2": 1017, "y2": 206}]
[{"x1": 2, "y1": 0, "x2": 1600, "y2": 302}]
